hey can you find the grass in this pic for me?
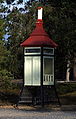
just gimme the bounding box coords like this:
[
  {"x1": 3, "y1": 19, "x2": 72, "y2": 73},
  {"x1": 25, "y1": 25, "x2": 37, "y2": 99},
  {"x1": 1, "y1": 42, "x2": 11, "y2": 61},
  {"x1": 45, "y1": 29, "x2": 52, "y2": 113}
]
[
  {"x1": 0, "y1": 88, "x2": 20, "y2": 94},
  {"x1": 59, "y1": 91, "x2": 76, "y2": 105},
  {"x1": 61, "y1": 91, "x2": 76, "y2": 97}
]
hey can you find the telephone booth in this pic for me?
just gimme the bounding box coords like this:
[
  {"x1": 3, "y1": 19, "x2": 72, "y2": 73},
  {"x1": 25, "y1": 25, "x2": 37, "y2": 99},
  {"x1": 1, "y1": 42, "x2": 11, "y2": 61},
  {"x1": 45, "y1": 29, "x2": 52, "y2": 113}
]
[{"x1": 19, "y1": 7, "x2": 60, "y2": 106}]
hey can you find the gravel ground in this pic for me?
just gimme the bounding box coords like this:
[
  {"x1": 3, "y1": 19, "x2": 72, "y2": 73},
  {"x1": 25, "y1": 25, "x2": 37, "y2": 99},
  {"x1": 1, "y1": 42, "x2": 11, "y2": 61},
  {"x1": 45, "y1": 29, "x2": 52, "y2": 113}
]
[{"x1": 0, "y1": 106, "x2": 76, "y2": 119}]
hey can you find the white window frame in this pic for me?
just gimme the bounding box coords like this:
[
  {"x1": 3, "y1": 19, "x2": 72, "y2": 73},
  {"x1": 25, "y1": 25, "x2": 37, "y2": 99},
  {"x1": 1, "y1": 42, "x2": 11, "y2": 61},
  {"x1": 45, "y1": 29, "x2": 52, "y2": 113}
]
[{"x1": 43, "y1": 56, "x2": 54, "y2": 85}]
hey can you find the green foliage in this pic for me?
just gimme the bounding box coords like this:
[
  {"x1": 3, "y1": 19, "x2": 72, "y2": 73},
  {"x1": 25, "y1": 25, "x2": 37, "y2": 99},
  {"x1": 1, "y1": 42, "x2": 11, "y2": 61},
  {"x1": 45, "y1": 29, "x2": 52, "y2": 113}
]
[
  {"x1": 0, "y1": 1, "x2": 5, "y2": 40},
  {"x1": 0, "y1": 69, "x2": 14, "y2": 91},
  {"x1": 56, "y1": 82, "x2": 76, "y2": 105},
  {"x1": 0, "y1": 0, "x2": 5, "y2": 3},
  {"x1": 5, "y1": 3, "x2": 38, "y2": 78},
  {"x1": 0, "y1": 69, "x2": 14, "y2": 80},
  {"x1": 0, "y1": 40, "x2": 14, "y2": 91},
  {"x1": 0, "y1": 19, "x2": 5, "y2": 40},
  {"x1": 0, "y1": 40, "x2": 11, "y2": 70},
  {"x1": 57, "y1": 82, "x2": 76, "y2": 95}
]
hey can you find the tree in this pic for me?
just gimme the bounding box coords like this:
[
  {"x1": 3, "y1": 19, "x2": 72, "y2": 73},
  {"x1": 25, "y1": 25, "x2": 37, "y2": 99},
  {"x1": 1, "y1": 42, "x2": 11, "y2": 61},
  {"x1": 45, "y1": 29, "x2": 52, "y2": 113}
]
[
  {"x1": 4, "y1": 1, "x2": 40, "y2": 78},
  {"x1": 41, "y1": 1, "x2": 76, "y2": 81},
  {"x1": 3, "y1": 0, "x2": 76, "y2": 81},
  {"x1": 0, "y1": 40, "x2": 14, "y2": 90},
  {"x1": 0, "y1": 40, "x2": 10, "y2": 70}
]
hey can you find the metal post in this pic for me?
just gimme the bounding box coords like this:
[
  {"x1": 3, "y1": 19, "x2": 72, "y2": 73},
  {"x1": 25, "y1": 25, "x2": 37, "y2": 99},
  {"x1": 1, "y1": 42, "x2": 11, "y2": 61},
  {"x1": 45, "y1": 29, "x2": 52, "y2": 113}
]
[
  {"x1": 41, "y1": 47, "x2": 44, "y2": 107},
  {"x1": 54, "y1": 85, "x2": 61, "y2": 106}
]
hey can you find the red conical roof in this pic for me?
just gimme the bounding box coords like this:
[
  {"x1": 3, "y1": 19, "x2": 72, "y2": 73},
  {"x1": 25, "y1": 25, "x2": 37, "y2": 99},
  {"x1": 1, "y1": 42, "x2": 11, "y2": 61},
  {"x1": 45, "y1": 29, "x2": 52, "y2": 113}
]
[{"x1": 21, "y1": 20, "x2": 58, "y2": 48}]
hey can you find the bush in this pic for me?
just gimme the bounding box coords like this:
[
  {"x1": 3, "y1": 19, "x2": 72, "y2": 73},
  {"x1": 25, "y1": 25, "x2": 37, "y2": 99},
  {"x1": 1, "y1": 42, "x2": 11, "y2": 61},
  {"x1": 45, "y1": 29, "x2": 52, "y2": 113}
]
[
  {"x1": 0, "y1": 69, "x2": 14, "y2": 91},
  {"x1": 56, "y1": 82, "x2": 76, "y2": 95}
]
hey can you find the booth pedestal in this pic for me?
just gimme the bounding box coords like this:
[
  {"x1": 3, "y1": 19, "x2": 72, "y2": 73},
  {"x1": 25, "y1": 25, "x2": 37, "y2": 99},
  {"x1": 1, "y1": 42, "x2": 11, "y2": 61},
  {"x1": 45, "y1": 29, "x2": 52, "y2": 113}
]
[{"x1": 16, "y1": 85, "x2": 61, "y2": 107}]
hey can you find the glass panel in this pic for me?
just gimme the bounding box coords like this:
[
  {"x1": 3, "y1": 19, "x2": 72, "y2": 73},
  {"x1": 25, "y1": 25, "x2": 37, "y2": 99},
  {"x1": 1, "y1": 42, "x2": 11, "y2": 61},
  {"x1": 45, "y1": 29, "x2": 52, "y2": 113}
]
[
  {"x1": 44, "y1": 58, "x2": 53, "y2": 75},
  {"x1": 24, "y1": 47, "x2": 41, "y2": 55},
  {"x1": 43, "y1": 48, "x2": 54, "y2": 55},
  {"x1": 24, "y1": 56, "x2": 40, "y2": 86},
  {"x1": 33, "y1": 57, "x2": 40, "y2": 85},
  {"x1": 25, "y1": 49, "x2": 40, "y2": 53},
  {"x1": 24, "y1": 57, "x2": 32, "y2": 85},
  {"x1": 43, "y1": 57, "x2": 54, "y2": 85}
]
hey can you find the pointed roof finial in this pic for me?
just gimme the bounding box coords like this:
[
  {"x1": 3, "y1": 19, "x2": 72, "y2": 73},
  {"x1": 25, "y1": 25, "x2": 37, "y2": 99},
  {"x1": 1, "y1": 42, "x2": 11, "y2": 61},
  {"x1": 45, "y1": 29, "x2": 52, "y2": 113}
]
[{"x1": 38, "y1": 7, "x2": 43, "y2": 20}]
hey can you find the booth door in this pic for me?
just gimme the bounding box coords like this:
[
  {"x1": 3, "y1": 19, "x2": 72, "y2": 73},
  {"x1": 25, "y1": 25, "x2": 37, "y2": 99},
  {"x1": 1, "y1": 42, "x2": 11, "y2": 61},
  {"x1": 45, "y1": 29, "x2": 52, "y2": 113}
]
[
  {"x1": 24, "y1": 56, "x2": 40, "y2": 86},
  {"x1": 43, "y1": 57, "x2": 54, "y2": 85}
]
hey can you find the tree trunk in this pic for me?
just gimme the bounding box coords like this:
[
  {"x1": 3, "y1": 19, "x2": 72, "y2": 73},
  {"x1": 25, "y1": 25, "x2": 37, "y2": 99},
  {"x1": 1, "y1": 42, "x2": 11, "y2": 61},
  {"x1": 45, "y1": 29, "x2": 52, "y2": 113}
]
[
  {"x1": 66, "y1": 60, "x2": 70, "y2": 82},
  {"x1": 73, "y1": 55, "x2": 76, "y2": 81},
  {"x1": 74, "y1": 65, "x2": 76, "y2": 80}
]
